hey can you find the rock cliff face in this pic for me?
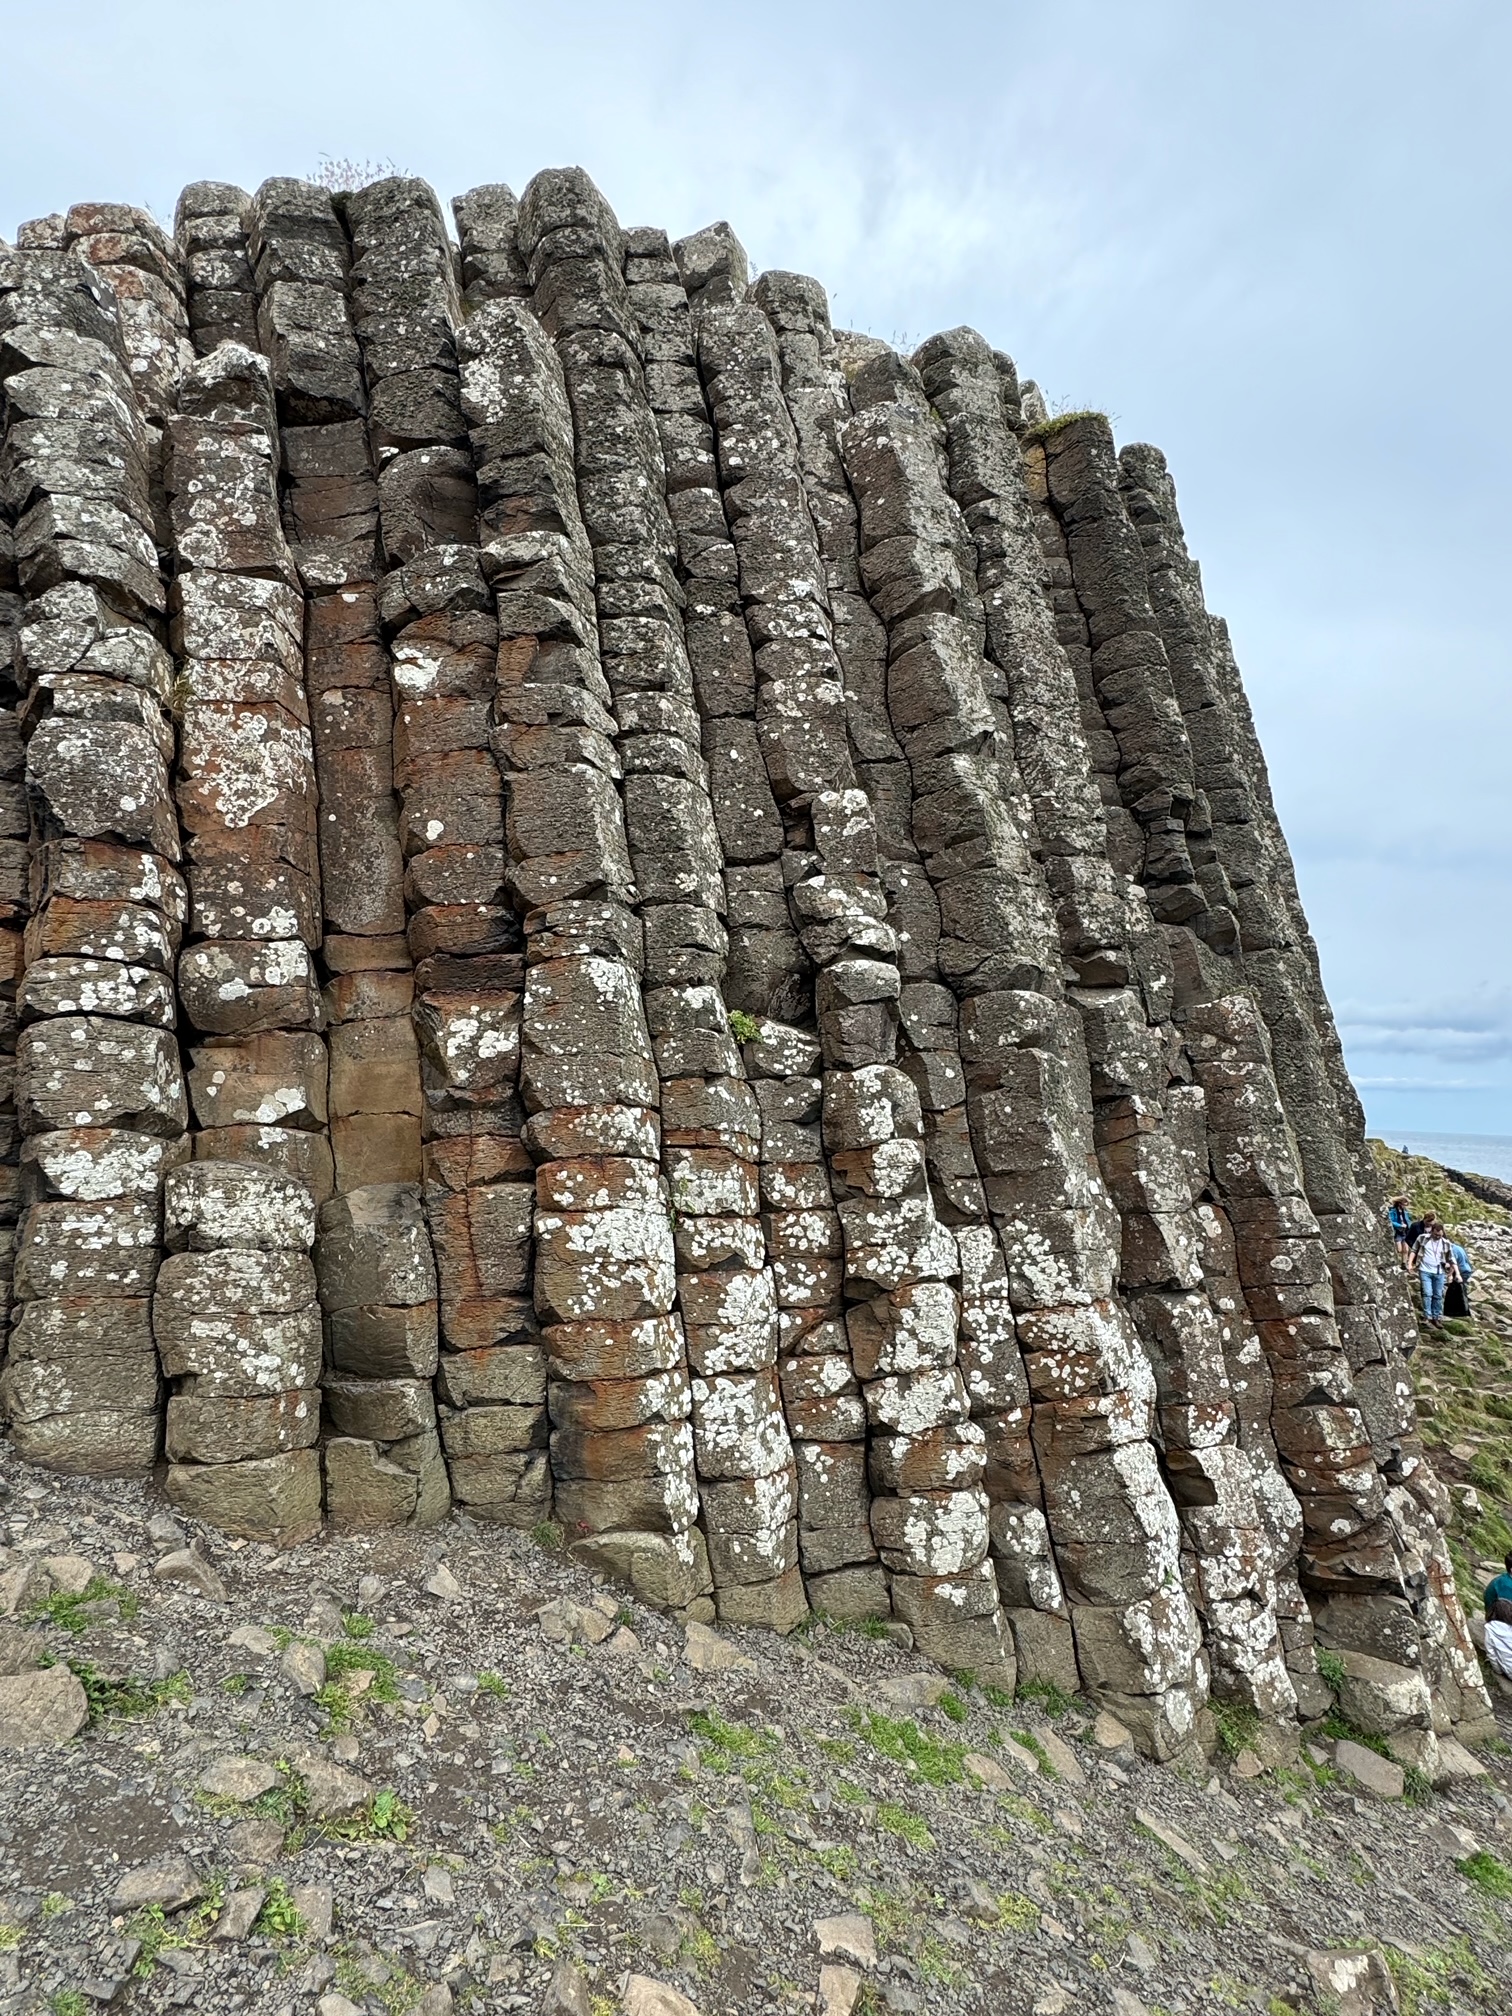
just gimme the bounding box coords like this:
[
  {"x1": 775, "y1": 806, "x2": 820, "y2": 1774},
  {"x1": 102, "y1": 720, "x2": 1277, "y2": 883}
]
[{"x1": 0, "y1": 169, "x2": 1488, "y2": 1752}]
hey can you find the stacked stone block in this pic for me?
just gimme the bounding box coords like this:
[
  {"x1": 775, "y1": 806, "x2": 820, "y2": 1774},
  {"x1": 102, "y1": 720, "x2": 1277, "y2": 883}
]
[
  {"x1": 158, "y1": 1160, "x2": 322, "y2": 1541},
  {"x1": 176, "y1": 184, "x2": 260, "y2": 359},
  {"x1": 316, "y1": 1181, "x2": 448, "y2": 1527},
  {"x1": 0, "y1": 236, "x2": 187, "y2": 1474}
]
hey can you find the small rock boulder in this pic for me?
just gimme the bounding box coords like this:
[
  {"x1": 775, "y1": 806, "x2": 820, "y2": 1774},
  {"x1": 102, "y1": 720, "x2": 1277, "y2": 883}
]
[
  {"x1": 198, "y1": 1755, "x2": 281, "y2": 1802},
  {"x1": 813, "y1": 1913, "x2": 876, "y2": 1968},
  {"x1": 0, "y1": 1665, "x2": 89, "y2": 1748},
  {"x1": 1305, "y1": 1947, "x2": 1399, "y2": 2015},
  {"x1": 1334, "y1": 1739, "x2": 1405, "y2": 1801},
  {"x1": 622, "y1": 1979, "x2": 701, "y2": 2016},
  {"x1": 111, "y1": 1856, "x2": 205, "y2": 1911},
  {"x1": 154, "y1": 1547, "x2": 228, "y2": 1602}
]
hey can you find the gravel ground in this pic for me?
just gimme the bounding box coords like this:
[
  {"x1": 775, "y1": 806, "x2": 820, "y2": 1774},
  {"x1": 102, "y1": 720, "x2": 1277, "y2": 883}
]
[{"x1": 1, "y1": 1440, "x2": 1510, "y2": 2016}]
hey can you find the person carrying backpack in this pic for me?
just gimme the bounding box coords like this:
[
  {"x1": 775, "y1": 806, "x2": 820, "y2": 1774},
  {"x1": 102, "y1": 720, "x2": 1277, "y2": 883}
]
[
  {"x1": 1411, "y1": 1218, "x2": 1458, "y2": 1325},
  {"x1": 1447, "y1": 1238, "x2": 1474, "y2": 1318},
  {"x1": 1386, "y1": 1195, "x2": 1413, "y2": 1270}
]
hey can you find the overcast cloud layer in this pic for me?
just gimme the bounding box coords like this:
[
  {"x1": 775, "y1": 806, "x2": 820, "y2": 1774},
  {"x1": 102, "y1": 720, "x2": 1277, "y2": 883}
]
[{"x1": 5, "y1": 0, "x2": 1507, "y2": 1135}]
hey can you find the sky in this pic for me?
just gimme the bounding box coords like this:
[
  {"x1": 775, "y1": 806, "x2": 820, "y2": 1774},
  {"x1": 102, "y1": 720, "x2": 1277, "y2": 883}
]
[{"x1": 4, "y1": 0, "x2": 1508, "y2": 1139}]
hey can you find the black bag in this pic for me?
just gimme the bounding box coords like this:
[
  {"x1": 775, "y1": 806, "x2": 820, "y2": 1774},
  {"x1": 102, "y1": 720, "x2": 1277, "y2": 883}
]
[{"x1": 1444, "y1": 1278, "x2": 1468, "y2": 1320}]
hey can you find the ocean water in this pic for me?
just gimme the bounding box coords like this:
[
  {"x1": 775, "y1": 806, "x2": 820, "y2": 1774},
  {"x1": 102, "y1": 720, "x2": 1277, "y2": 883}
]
[{"x1": 1380, "y1": 1130, "x2": 1512, "y2": 1184}]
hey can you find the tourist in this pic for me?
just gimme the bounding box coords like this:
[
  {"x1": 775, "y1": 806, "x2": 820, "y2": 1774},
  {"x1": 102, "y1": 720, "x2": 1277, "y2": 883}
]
[
  {"x1": 1386, "y1": 1195, "x2": 1413, "y2": 1269},
  {"x1": 1482, "y1": 1551, "x2": 1512, "y2": 1617},
  {"x1": 1411, "y1": 1218, "x2": 1458, "y2": 1325},
  {"x1": 1447, "y1": 1238, "x2": 1474, "y2": 1317},
  {"x1": 1486, "y1": 1598, "x2": 1512, "y2": 1682}
]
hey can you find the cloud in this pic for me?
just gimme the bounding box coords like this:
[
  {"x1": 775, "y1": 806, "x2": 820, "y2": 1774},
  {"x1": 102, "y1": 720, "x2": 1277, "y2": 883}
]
[
  {"x1": 1352, "y1": 1076, "x2": 1490, "y2": 1092},
  {"x1": 1337, "y1": 991, "x2": 1512, "y2": 1067}
]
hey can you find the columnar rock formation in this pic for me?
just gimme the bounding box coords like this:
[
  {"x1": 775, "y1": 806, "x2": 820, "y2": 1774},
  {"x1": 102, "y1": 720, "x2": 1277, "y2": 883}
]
[{"x1": 0, "y1": 167, "x2": 1490, "y2": 1754}]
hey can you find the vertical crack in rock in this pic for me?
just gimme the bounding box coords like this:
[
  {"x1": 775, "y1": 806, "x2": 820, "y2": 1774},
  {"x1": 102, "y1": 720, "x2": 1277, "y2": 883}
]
[
  {"x1": 0, "y1": 166, "x2": 1488, "y2": 1755},
  {"x1": 1, "y1": 224, "x2": 187, "y2": 1477}
]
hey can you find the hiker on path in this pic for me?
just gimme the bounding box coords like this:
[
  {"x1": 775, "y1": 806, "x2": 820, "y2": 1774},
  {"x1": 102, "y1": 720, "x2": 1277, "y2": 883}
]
[
  {"x1": 1411, "y1": 1217, "x2": 1459, "y2": 1324},
  {"x1": 1447, "y1": 1238, "x2": 1475, "y2": 1318},
  {"x1": 1485, "y1": 1552, "x2": 1512, "y2": 1617},
  {"x1": 1486, "y1": 1598, "x2": 1512, "y2": 1682},
  {"x1": 1386, "y1": 1194, "x2": 1413, "y2": 1268}
]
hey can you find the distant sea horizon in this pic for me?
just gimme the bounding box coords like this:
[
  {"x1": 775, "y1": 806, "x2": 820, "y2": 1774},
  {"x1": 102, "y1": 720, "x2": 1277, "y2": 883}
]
[{"x1": 1371, "y1": 1129, "x2": 1512, "y2": 1185}]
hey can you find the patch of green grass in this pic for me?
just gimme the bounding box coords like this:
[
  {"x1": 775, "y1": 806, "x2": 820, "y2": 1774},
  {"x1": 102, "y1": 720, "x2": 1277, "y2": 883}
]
[
  {"x1": 324, "y1": 1641, "x2": 400, "y2": 1700},
  {"x1": 530, "y1": 1520, "x2": 564, "y2": 1553},
  {"x1": 817, "y1": 1736, "x2": 855, "y2": 1764},
  {"x1": 981, "y1": 1684, "x2": 1015, "y2": 1710},
  {"x1": 995, "y1": 1794, "x2": 1053, "y2": 1833},
  {"x1": 848, "y1": 1709, "x2": 966, "y2": 1787},
  {"x1": 689, "y1": 1709, "x2": 779, "y2": 1769},
  {"x1": 255, "y1": 1878, "x2": 306, "y2": 1942},
  {"x1": 28, "y1": 1577, "x2": 140, "y2": 1633},
  {"x1": 993, "y1": 1891, "x2": 1038, "y2": 1932},
  {"x1": 1027, "y1": 409, "x2": 1107, "y2": 444},
  {"x1": 40, "y1": 1895, "x2": 70, "y2": 1921},
  {"x1": 1016, "y1": 1678, "x2": 1074, "y2": 1717},
  {"x1": 219, "y1": 1671, "x2": 251, "y2": 1696},
  {"x1": 129, "y1": 1879, "x2": 227, "y2": 1976},
  {"x1": 1315, "y1": 1647, "x2": 1346, "y2": 1694},
  {"x1": 1210, "y1": 1699, "x2": 1260, "y2": 1760},
  {"x1": 1458, "y1": 1849, "x2": 1512, "y2": 1898},
  {"x1": 1386, "y1": 1937, "x2": 1497, "y2": 2015},
  {"x1": 728, "y1": 1009, "x2": 763, "y2": 1043},
  {"x1": 49, "y1": 1993, "x2": 89, "y2": 2016},
  {"x1": 938, "y1": 1691, "x2": 968, "y2": 1724},
  {"x1": 0, "y1": 1925, "x2": 22, "y2": 1951},
  {"x1": 476, "y1": 1670, "x2": 509, "y2": 1701},
  {"x1": 45, "y1": 1657, "x2": 191, "y2": 1724},
  {"x1": 304, "y1": 1784, "x2": 416, "y2": 1849},
  {"x1": 832, "y1": 1777, "x2": 870, "y2": 1807},
  {"x1": 813, "y1": 1844, "x2": 859, "y2": 1884},
  {"x1": 682, "y1": 1924, "x2": 721, "y2": 1974},
  {"x1": 1009, "y1": 1728, "x2": 1056, "y2": 1777},
  {"x1": 340, "y1": 1611, "x2": 375, "y2": 1640},
  {"x1": 875, "y1": 1801, "x2": 934, "y2": 1849}
]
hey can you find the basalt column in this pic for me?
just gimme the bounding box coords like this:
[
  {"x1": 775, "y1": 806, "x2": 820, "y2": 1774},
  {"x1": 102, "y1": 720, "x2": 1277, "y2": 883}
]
[
  {"x1": 693, "y1": 287, "x2": 1013, "y2": 1678},
  {"x1": 911, "y1": 332, "x2": 1298, "y2": 1719},
  {"x1": 1032, "y1": 416, "x2": 1430, "y2": 1684},
  {"x1": 839, "y1": 356, "x2": 1208, "y2": 1751},
  {"x1": 520, "y1": 169, "x2": 795, "y2": 1629},
  {"x1": 447, "y1": 249, "x2": 706, "y2": 1607},
  {"x1": 244, "y1": 177, "x2": 448, "y2": 1528},
  {"x1": 158, "y1": 1159, "x2": 324, "y2": 1543},
  {"x1": 161, "y1": 340, "x2": 334, "y2": 1527},
  {"x1": 1118, "y1": 445, "x2": 1488, "y2": 1729},
  {"x1": 624, "y1": 236, "x2": 878, "y2": 1624},
  {"x1": 344, "y1": 175, "x2": 531, "y2": 1529},
  {"x1": 749, "y1": 274, "x2": 1016, "y2": 1641},
  {"x1": 1, "y1": 237, "x2": 187, "y2": 1477}
]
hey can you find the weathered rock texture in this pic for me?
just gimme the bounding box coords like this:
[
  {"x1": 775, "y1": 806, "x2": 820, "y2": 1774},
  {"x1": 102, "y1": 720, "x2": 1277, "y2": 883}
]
[{"x1": 0, "y1": 169, "x2": 1489, "y2": 1750}]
